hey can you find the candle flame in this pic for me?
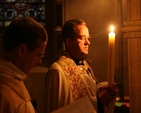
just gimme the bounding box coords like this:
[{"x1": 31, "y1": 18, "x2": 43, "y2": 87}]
[{"x1": 110, "y1": 26, "x2": 114, "y2": 32}]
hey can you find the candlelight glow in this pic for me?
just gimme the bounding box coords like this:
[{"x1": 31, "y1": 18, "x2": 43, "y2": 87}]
[{"x1": 110, "y1": 26, "x2": 114, "y2": 32}]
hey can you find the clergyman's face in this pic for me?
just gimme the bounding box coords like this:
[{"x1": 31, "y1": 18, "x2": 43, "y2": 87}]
[
  {"x1": 69, "y1": 25, "x2": 90, "y2": 59},
  {"x1": 21, "y1": 41, "x2": 47, "y2": 75}
]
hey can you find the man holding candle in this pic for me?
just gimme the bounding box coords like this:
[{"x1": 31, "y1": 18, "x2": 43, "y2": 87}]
[{"x1": 44, "y1": 19, "x2": 117, "y2": 113}]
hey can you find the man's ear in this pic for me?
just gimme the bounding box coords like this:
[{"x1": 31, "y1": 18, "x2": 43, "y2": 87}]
[
  {"x1": 66, "y1": 38, "x2": 72, "y2": 46},
  {"x1": 18, "y1": 44, "x2": 27, "y2": 57}
]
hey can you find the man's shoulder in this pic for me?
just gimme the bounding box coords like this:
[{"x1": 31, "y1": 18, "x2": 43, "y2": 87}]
[
  {"x1": 50, "y1": 62, "x2": 61, "y2": 68},
  {"x1": 46, "y1": 62, "x2": 65, "y2": 78},
  {"x1": 49, "y1": 62, "x2": 63, "y2": 72}
]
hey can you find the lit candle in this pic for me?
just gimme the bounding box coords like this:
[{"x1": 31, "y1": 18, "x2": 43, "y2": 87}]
[
  {"x1": 107, "y1": 26, "x2": 115, "y2": 113},
  {"x1": 108, "y1": 25, "x2": 115, "y2": 86}
]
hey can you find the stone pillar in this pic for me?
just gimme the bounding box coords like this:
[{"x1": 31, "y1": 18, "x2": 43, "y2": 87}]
[{"x1": 121, "y1": 0, "x2": 141, "y2": 112}]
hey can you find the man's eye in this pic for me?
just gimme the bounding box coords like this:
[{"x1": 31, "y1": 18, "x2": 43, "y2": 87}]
[
  {"x1": 79, "y1": 35, "x2": 91, "y2": 40},
  {"x1": 80, "y1": 36, "x2": 85, "y2": 40}
]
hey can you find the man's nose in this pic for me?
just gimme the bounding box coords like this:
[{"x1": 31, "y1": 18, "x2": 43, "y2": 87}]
[{"x1": 85, "y1": 38, "x2": 90, "y2": 45}]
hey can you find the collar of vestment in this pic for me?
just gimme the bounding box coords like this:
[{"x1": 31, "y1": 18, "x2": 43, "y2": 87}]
[
  {"x1": 71, "y1": 56, "x2": 84, "y2": 65},
  {"x1": 0, "y1": 58, "x2": 27, "y2": 80}
]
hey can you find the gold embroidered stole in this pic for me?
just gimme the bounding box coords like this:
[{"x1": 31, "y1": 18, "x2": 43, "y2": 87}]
[{"x1": 57, "y1": 55, "x2": 97, "y2": 101}]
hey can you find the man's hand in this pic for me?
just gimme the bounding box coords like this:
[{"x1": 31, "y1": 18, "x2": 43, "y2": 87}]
[{"x1": 98, "y1": 84, "x2": 118, "y2": 105}]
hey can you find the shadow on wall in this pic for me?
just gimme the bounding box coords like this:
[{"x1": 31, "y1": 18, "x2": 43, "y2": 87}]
[{"x1": 24, "y1": 66, "x2": 48, "y2": 113}]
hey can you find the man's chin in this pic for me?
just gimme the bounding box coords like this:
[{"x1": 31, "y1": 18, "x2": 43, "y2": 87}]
[{"x1": 83, "y1": 51, "x2": 88, "y2": 55}]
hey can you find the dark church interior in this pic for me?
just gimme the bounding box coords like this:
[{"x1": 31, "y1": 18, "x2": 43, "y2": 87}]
[{"x1": 1, "y1": 0, "x2": 141, "y2": 112}]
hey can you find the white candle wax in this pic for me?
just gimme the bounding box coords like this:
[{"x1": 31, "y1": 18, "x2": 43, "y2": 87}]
[{"x1": 108, "y1": 26, "x2": 115, "y2": 86}]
